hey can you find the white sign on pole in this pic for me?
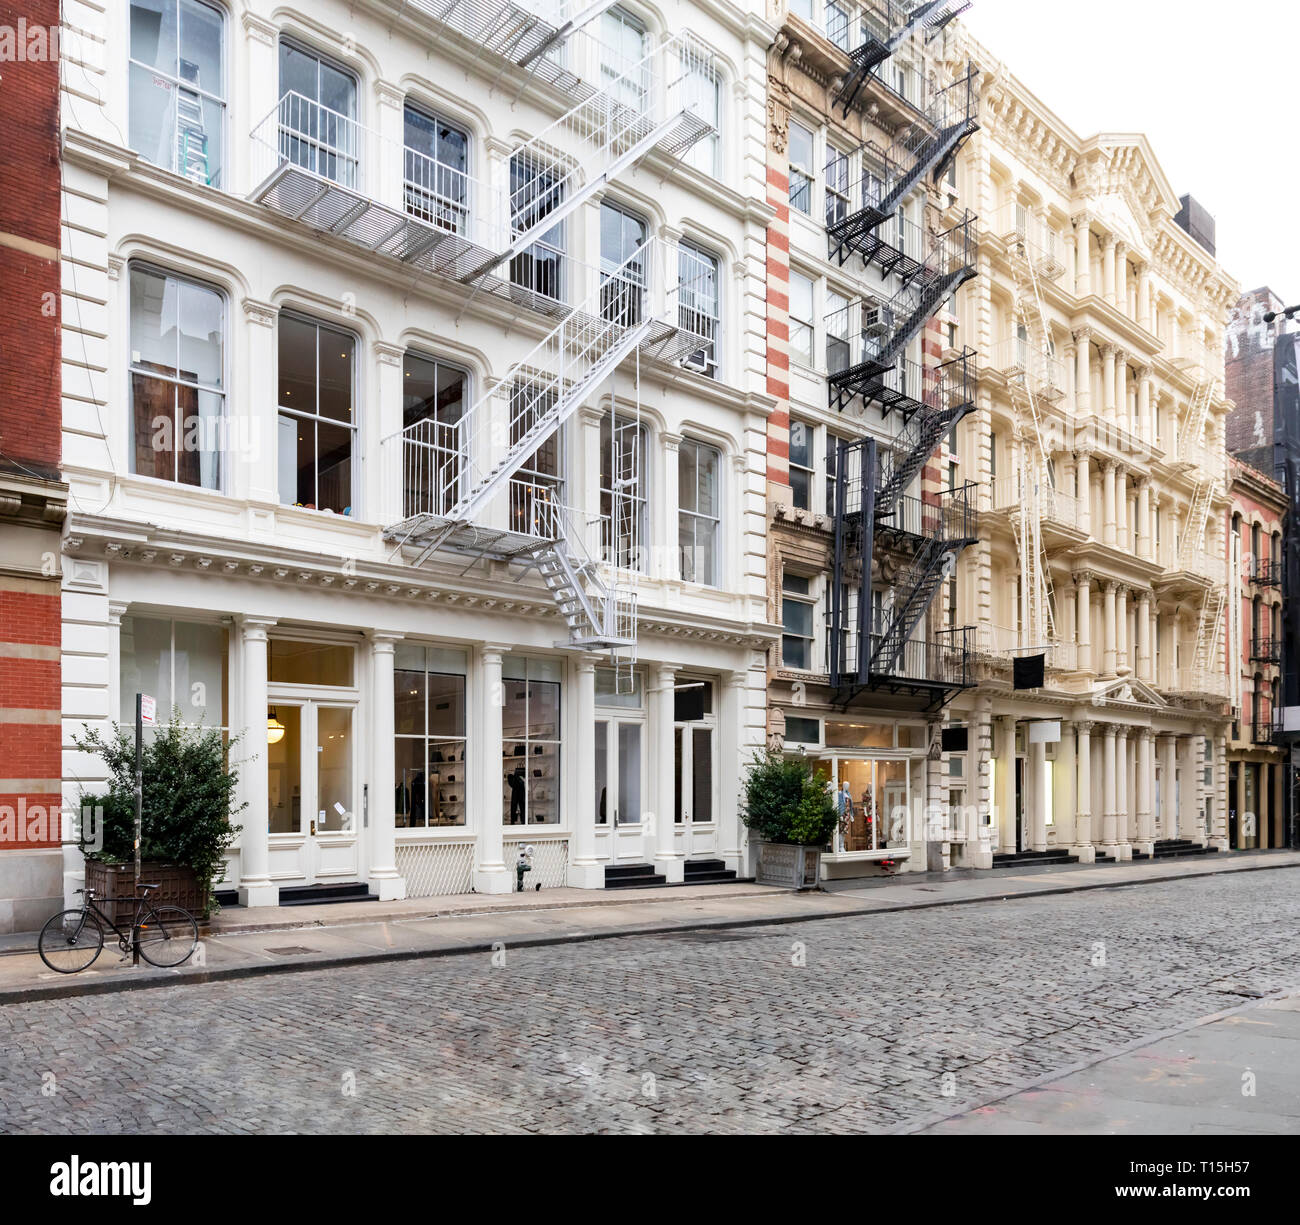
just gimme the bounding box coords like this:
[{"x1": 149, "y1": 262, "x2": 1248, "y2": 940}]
[{"x1": 140, "y1": 694, "x2": 156, "y2": 724}]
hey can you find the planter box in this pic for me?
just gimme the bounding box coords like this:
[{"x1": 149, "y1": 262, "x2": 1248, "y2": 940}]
[
  {"x1": 754, "y1": 841, "x2": 822, "y2": 890},
  {"x1": 83, "y1": 860, "x2": 206, "y2": 925}
]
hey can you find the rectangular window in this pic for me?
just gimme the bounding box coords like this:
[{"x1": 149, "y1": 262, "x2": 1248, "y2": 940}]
[
  {"x1": 402, "y1": 352, "x2": 467, "y2": 517},
  {"x1": 679, "y1": 439, "x2": 721, "y2": 585},
  {"x1": 277, "y1": 314, "x2": 357, "y2": 514},
  {"x1": 600, "y1": 200, "x2": 648, "y2": 327},
  {"x1": 277, "y1": 41, "x2": 357, "y2": 187},
  {"x1": 682, "y1": 57, "x2": 720, "y2": 177},
  {"x1": 601, "y1": 7, "x2": 649, "y2": 109},
  {"x1": 601, "y1": 415, "x2": 648, "y2": 571},
  {"x1": 825, "y1": 432, "x2": 847, "y2": 516},
  {"x1": 782, "y1": 574, "x2": 815, "y2": 669},
  {"x1": 785, "y1": 715, "x2": 821, "y2": 744},
  {"x1": 129, "y1": 264, "x2": 225, "y2": 489},
  {"x1": 508, "y1": 381, "x2": 564, "y2": 536},
  {"x1": 395, "y1": 645, "x2": 468, "y2": 828},
  {"x1": 789, "y1": 420, "x2": 814, "y2": 511},
  {"x1": 510, "y1": 153, "x2": 565, "y2": 300},
  {"x1": 789, "y1": 271, "x2": 815, "y2": 365},
  {"x1": 826, "y1": 289, "x2": 850, "y2": 373},
  {"x1": 825, "y1": 145, "x2": 850, "y2": 227},
  {"x1": 119, "y1": 615, "x2": 228, "y2": 732},
  {"x1": 403, "y1": 104, "x2": 469, "y2": 233},
  {"x1": 679, "y1": 243, "x2": 721, "y2": 378},
  {"x1": 268, "y1": 639, "x2": 355, "y2": 686},
  {"x1": 502, "y1": 657, "x2": 562, "y2": 825},
  {"x1": 129, "y1": 0, "x2": 225, "y2": 187},
  {"x1": 789, "y1": 122, "x2": 814, "y2": 215}
]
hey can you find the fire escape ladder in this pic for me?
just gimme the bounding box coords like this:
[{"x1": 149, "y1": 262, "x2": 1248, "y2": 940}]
[
  {"x1": 836, "y1": 3, "x2": 970, "y2": 116},
  {"x1": 1193, "y1": 582, "x2": 1226, "y2": 673},
  {"x1": 875, "y1": 400, "x2": 958, "y2": 516},
  {"x1": 401, "y1": 0, "x2": 615, "y2": 72},
  {"x1": 870, "y1": 536, "x2": 954, "y2": 676}
]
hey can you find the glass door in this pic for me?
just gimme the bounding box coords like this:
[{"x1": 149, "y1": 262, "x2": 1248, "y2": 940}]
[
  {"x1": 674, "y1": 722, "x2": 716, "y2": 857},
  {"x1": 595, "y1": 717, "x2": 645, "y2": 862}
]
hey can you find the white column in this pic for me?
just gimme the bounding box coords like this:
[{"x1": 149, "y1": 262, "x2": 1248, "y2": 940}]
[
  {"x1": 1160, "y1": 733, "x2": 1177, "y2": 839},
  {"x1": 1136, "y1": 728, "x2": 1155, "y2": 854},
  {"x1": 568, "y1": 655, "x2": 604, "y2": 888},
  {"x1": 1101, "y1": 724, "x2": 1118, "y2": 852},
  {"x1": 237, "y1": 616, "x2": 278, "y2": 907},
  {"x1": 373, "y1": 343, "x2": 405, "y2": 527},
  {"x1": 1075, "y1": 451, "x2": 1092, "y2": 535},
  {"x1": 1102, "y1": 462, "x2": 1116, "y2": 546},
  {"x1": 1000, "y1": 715, "x2": 1017, "y2": 854},
  {"x1": 652, "y1": 662, "x2": 684, "y2": 882},
  {"x1": 1138, "y1": 265, "x2": 1152, "y2": 328},
  {"x1": 719, "y1": 670, "x2": 746, "y2": 874},
  {"x1": 241, "y1": 13, "x2": 279, "y2": 196},
  {"x1": 1116, "y1": 728, "x2": 1132, "y2": 856},
  {"x1": 1103, "y1": 581, "x2": 1117, "y2": 676},
  {"x1": 374, "y1": 82, "x2": 406, "y2": 211},
  {"x1": 1115, "y1": 243, "x2": 1128, "y2": 314},
  {"x1": 659, "y1": 434, "x2": 683, "y2": 582},
  {"x1": 474, "y1": 645, "x2": 512, "y2": 893},
  {"x1": 242, "y1": 300, "x2": 280, "y2": 506},
  {"x1": 1102, "y1": 234, "x2": 1117, "y2": 305},
  {"x1": 1136, "y1": 479, "x2": 1152, "y2": 559},
  {"x1": 1101, "y1": 344, "x2": 1117, "y2": 418},
  {"x1": 1138, "y1": 369, "x2": 1153, "y2": 442},
  {"x1": 1178, "y1": 734, "x2": 1197, "y2": 843},
  {"x1": 1073, "y1": 720, "x2": 1095, "y2": 860},
  {"x1": 1074, "y1": 331, "x2": 1092, "y2": 416},
  {"x1": 367, "y1": 632, "x2": 405, "y2": 900},
  {"x1": 1074, "y1": 218, "x2": 1092, "y2": 297},
  {"x1": 1054, "y1": 723, "x2": 1076, "y2": 847},
  {"x1": 1029, "y1": 737, "x2": 1048, "y2": 852},
  {"x1": 1137, "y1": 592, "x2": 1152, "y2": 682},
  {"x1": 1075, "y1": 576, "x2": 1092, "y2": 673},
  {"x1": 1116, "y1": 584, "x2": 1130, "y2": 676}
]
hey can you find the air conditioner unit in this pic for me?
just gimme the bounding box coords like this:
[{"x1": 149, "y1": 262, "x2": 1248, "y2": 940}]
[{"x1": 862, "y1": 301, "x2": 893, "y2": 336}]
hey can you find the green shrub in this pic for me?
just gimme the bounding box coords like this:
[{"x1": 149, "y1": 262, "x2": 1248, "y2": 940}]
[
  {"x1": 74, "y1": 713, "x2": 246, "y2": 913},
  {"x1": 740, "y1": 750, "x2": 837, "y2": 846}
]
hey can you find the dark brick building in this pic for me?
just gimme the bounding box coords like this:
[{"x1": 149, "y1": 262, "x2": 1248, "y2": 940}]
[
  {"x1": 1225, "y1": 286, "x2": 1287, "y2": 466},
  {"x1": 0, "y1": 0, "x2": 67, "y2": 932}
]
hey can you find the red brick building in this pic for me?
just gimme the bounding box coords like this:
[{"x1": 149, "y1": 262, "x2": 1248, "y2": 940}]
[{"x1": 0, "y1": 0, "x2": 67, "y2": 932}]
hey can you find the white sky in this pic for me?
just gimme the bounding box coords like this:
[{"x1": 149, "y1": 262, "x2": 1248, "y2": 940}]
[{"x1": 960, "y1": 0, "x2": 1300, "y2": 306}]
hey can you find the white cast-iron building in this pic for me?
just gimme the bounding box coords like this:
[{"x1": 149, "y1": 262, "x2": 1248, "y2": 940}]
[{"x1": 59, "y1": 0, "x2": 779, "y2": 903}]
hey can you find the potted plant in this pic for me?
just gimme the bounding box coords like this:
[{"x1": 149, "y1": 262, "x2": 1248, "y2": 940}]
[
  {"x1": 740, "y1": 750, "x2": 838, "y2": 889},
  {"x1": 74, "y1": 713, "x2": 246, "y2": 922}
]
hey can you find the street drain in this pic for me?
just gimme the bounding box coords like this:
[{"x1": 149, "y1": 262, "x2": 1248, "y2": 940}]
[{"x1": 266, "y1": 946, "x2": 317, "y2": 956}]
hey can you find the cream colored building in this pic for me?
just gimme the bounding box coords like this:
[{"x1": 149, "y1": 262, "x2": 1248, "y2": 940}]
[{"x1": 943, "y1": 35, "x2": 1239, "y2": 865}]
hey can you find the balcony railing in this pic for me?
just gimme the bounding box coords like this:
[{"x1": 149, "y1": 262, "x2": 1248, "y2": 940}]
[
  {"x1": 876, "y1": 484, "x2": 978, "y2": 543},
  {"x1": 1250, "y1": 635, "x2": 1282, "y2": 664},
  {"x1": 975, "y1": 625, "x2": 1077, "y2": 672},
  {"x1": 987, "y1": 338, "x2": 1067, "y2": 402},
  {"x1": 1253, "y1": 717, "x2": 1279, "y2": 746},
  {"x1": 1158, "y1": 547, "x2": 1227, "y2": 586},
  {"x1": 863, "y1": 625, "x2": 974, "y2": 688},
  {"x1": 1163, "y1": 667, "x2": 1229, "y2": 698},
  {"x1": 1252, "y1": 557, "x2": 1282, "y2": 587},
  {"x1": 988, "y1": 477, "x2": 1079, "y2": 531}
]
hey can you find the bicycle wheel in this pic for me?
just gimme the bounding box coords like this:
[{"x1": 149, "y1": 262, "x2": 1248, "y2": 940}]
[
  {"x1": 135, "y1": 905, "x2": 199, "y2": 968},
  {"x1": 38, "y1": 909, "x2": 105, "y2": 974}
]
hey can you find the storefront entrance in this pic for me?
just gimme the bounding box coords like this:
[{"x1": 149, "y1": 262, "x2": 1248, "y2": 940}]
[
  {"x1": 595, "y1": 716, "x2": 645, "y2": 862},
  {"x1": 674, "y1": 679, "x2": 717, "y2": 859},
  {"x1": 267, "y1": 699, "x2": 360, "y2": 886}
]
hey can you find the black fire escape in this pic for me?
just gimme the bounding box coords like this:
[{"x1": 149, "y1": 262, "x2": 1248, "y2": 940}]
[
  {"x1": 837, "y1": 1, "x2": 973, "y2": 117},
  {"x1": 823, "y1": 55, "x2": 980, "y2": 710}
]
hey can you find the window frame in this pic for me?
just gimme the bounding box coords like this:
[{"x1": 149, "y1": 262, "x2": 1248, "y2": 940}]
[
  {"x1": 127, "y1": 260, "x2": 228, "y2": 491},
  {"x1": 788, "y1": 269, "x2": 815, "y2": 366},
  {"x1": 788, "y1": 120, "x2": 815, "y2": 216},
  {"x1": 402, "y1": 100, "x2": 471, "y2": 235},
  {"x1": 781, "y1": 572, "x2": 817, "y2": 671},
  {"x1": 678, "y1": 241, "x2": 722, "y2": 379},
  {"x1": 276, "y1": 38, "x2": 360, "y2": 188},
  {"x1": 678, "y1": 438, "x2": 722, "y2": 586},
  {"x1": 394, "y1": 649, "x2": 469, "y2": 830}
]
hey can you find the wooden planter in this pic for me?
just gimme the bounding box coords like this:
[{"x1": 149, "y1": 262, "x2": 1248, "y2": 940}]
[
  {"x1": 83, "y1": 860, "x2": 206, "y2": 925},
  {"x1": 754, "y1": 841, "x2": 822, "y2": 890}
]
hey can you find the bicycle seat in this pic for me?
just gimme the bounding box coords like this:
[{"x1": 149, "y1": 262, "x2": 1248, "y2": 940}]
[
  {"x1": 74, "y1": 887, "x2": 94, "y2": 897},
  {"x1": 137, "y1": 883, "x2": 160, "y2": 892}
]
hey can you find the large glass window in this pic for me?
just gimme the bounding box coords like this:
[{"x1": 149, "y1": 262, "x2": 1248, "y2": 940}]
[
  {"x1": 600, "y1": 7, "x2": 649, "y2": 110},
  {"x1": 600, "y1": 201, "x2": 648, "y2": 327},
  {"x1": 395, "y1": 645, "x2": 468, "y2": 829},
  {"x1": 782, "y1": 574, "x2": 815, "y2": 669},
  {"x1": 403, "y1": 105, "x2": 469, "y2": 233},
  {"x1": 510, "y1": 153, "x2": 565, "y2": 300},
  {"x1": 682, "y1": 58, "x2": 720, "y2": 177},
  {"x1": 679, "y1": 243, "x2": 721, "y2": 378},
  {"x1": 679, "y1": 439, "x2": 721, "y2": 586},
  {"x1": 789, "y1": 271, "x2": 815, "y2": 365},
  {"x1": 789, "y1": 121, "x2": 814, "y2": 215},
  {"x1": 277, "y1": 41, "x2": 358, "y2": 186},
  {"x1": 402, "y1": 353, "x2": 467, "y2": 517},
  {"x1": 508, "y1": 381, "x2": 563, "y2": 537},
  {"x1": 601, "y1": 415, "x2": 648, "y2": 571},
  {"x1": 826, "y1": 289, "x2": 850, "y2": 374},
  {"x1": 268, "y1": 639, "x2": 355, "y2": 686},
  {"x1": 502, "y1": 657, "x2": 562, "y2": 825},
  {"x1": 789, "y1": 420, "x2": 814, "y2": 511},
  {"x1": 129, "y1": 264, "x2": 224, "y2": 489},
  {"x1": 277, "y1": 315, "x2": 356, "y2": 514},
  {"x1": 119, "y1": 616, "x2": 228, "y2": 731},
  {"x1": 129, "y1": 0, "x2": 225, "y2": 187},
  {"x1": 825, "y1": 145, "x2": 850, "y2": 227}
]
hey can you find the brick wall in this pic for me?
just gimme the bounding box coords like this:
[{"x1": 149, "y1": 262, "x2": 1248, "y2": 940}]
[
  {"x1": 1225, "y1": 288, "x2": 1283, "y2": 457},
  {"x1": 0, "y1": 0, "x2": 64, "y2": 855}
]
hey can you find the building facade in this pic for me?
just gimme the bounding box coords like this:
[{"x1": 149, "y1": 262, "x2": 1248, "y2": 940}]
[
  {"x1": 762, "y1": 1, "x2": 978, "y2": 878},
  {"x1": 0, "y1": 0, "x2": 67, "y2": 933},
  {"x1": 1225, "y1": 456, "x2": 1285, "y2": 849},
  {"x1": 945, "y1": 33, "x2": 1239, "y2": 866},
  {"x1": 56, "y1": 0, "x2": 779, "y2": 907}
]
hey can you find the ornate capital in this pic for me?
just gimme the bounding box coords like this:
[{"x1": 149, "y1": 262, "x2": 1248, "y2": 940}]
[
  {"x1": 243, "y1": 298, "x2": 277, "y2": 328},
  {"x1": 374, "y1": 341, "x2": 404, "y2": 367}
]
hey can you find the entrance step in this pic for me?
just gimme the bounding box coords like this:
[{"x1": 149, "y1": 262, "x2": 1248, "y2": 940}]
[
  {"x1": 683, "y1": 858, "x2": 739, "y2": 885},
  {"x1": 276, "y1": 882, "x2": 380, "y2": 907},
  {"x1": 604, "y1": 863, "x2": 667, "y2": 889},
  {"x1": 1152, "y1": 839, "x2": 1218, "y2": 859},
  {"x1": 213, "y1": 889, "x2": 240, "y2": 909},
  {"x1": 991, "y1": 849, "x2": 1079, "y2": 869}
]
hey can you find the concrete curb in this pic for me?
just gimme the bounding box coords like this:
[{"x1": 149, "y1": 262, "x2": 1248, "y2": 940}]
[{"x1": 5, "y1": 856, "x2": 1297, "y2": 1007}]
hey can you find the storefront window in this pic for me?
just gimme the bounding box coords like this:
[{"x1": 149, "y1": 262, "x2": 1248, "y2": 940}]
[
  {"x1": 268, "y1": 639, "x2": 354, "y2": 686},
  {"x1": 119, "y1": 615, "x2": 228, "y2": 732},
  {"x1": 826, "y1": 721, "x2": 894, "y2": 749},
  {"x1": 502, "y1": 657, "x2": 562, "y2": 824},
  {"x1": 836, "y1": 758, "x2": 909, "y2": 851},
  {"x1": 395, "y1": 645, "x2": 468, "y2": 829}
]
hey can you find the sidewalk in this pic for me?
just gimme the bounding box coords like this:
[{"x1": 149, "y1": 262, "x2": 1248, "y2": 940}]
[{"x1": 2, "y1": 850, "x2": 1297, "y2": 1005}]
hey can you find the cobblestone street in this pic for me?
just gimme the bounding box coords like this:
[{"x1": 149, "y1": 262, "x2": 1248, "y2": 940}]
[{"x1": 2, "y1": 870, "x2": 1299, "y2": 1134}]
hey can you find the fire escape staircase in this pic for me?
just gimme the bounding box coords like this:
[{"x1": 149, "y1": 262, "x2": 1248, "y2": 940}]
[
  {"x1": 829, "y1": 64, "x2": 979, "y2": 260},
  {"x1": 874, "y1": 388, "x2": 973, "y2": 517},
  {"x1": 870, "y1": 535, "x2": 956, "y2": 676},
  {"x1": 836, "y1": 1, "x2": 972, "y2": 116}
]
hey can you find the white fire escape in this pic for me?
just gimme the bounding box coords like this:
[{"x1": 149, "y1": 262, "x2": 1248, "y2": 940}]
[{"x1": 246, "y1": 16, "x2": 718, "y2": 681}]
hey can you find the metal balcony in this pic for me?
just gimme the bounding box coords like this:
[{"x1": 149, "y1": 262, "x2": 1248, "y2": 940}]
[
  {"x1": 1250, "y1": 636, "x2": 1282, "y2": 665},
  {"x1": 876, "y1": 484, "x2": 979, "y2": 546},
  {"x1": 1253, "y1": 718, "x2": 1280, "y2": 746},
  {"x1": 1252, "y1": 557, "x2": 1282, "y2": 587}
]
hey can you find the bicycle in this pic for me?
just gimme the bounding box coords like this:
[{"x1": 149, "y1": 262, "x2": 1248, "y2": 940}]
[{"x1": 38, "y1": 883, "x2": 199, "y2": 974}]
